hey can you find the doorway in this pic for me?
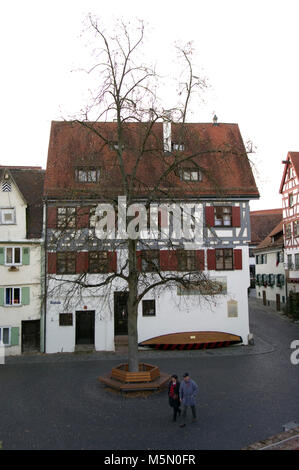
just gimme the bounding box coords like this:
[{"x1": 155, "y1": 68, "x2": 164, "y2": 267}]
[
  {"x1": 22, "y1": 320, "x2": 40, "y2": 353},
  {"x1": 262, "y1": 291, "x2": 267, "y2": 306},
  {"x1": 75, "y1": 311, "x2": 95, "y2": 345},
  {"x1": 114, "y1": 291, "x2": 129, "y2": 335},
  {"x1": 276, "y1": 294, "x2": 281, "y2": 311}
]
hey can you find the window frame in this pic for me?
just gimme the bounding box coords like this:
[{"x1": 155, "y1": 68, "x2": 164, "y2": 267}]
[
  {"x1": 140, "y1": 250, "x2": 160, "y2": 273},
  {"x1": 56, "y1": 252, "x2": 76, "y2": 274},
  {"x1": 5, "y1": 246, "x2": 22, "y2": 265},
  {"x1": 88, "y1": 251, "x2": 110, "y2": 274},
  {"x1": 177, "y1": 250, "x2": 197, "y2": 272},
  {"x1": 214, "y1": 206, "x2": 232, "y2": 227},
  {"x1": 285, "y1": 223, "x2": 292, "y2": 239},
  {"x1": 142, "y1": 299, "x2": 156, "y2": 317},
  {"x1": 4, "y1": 287, "x2": 21, "y2": 306},
  {"x1": 180, "y1": 168, "x2": 202, "y2": 182},
  {"x1": 57, "y1": 207, "x2": 77, "y2": 229},
  {"x1": 0, "y1": 326, "x2": 11, "y2": 345},
  {"x1": 215, "y1": 248, "x2": 233, "y2": 271},
  {"x1": 0, "y1": 208, "x2": 15, "y2": 225},
  {"x1": 75, "y1": 167, "x2": 101, "y2": 183},
  {"x1": 59, "y1": 313, "x2": 73, "y2": 326}
]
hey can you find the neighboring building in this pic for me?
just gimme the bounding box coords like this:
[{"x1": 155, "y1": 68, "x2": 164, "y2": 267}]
[
  {"x1": 44, "y1": 120, "x2": 259, "y2": 354},
  {"x1": 249, "y1": 209, "x2": 282, "y2": 288},
  {"x1": 254, "y1": 220, "x2": 286, "y2": 311},
  {"x1": 0, "y1": 166, "x2": 45, "y2": 355},
  {"x1": 280, "y1": 152, "x2": 299, "y2": 295}
]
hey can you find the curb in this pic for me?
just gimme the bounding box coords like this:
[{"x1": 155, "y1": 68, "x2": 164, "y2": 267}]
[{"x1": 243, "y1": 426, "x2": 299, "y2": 450}]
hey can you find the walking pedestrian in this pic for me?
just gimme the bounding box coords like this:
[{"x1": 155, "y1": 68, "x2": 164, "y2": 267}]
[
  {"x1": 179, "y1": 372, "x2": 198, "y2": 427},
  {"x1": 168, "y1": 374, "x2": 181, "y2": 422}
]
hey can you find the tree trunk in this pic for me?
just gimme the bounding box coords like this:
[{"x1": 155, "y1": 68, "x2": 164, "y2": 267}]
[{"x1": 127, "y1": 238, "x2": 139, "y2": 372}]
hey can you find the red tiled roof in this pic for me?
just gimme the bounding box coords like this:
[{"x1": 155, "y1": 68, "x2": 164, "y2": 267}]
[
  {"x1": 279, "y1": 151, "x2": 299, "y2": 194},
  {"x1": 0, "y1": 167, "x2": 45, "y2": 239},
  {"x1": 250, "y1": 209, "x2": 282, "y2": 245},
  {"x1": 44, "y1": 121, "x2": 259, "y2": 200},
  {"x1": 254, "y1": 219, "x2": 283, "y2": 251}
]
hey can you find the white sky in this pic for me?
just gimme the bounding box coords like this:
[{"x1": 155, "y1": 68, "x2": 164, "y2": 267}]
[{"x1": 1, "y1": 0, "x2": 299, "y2": 211}]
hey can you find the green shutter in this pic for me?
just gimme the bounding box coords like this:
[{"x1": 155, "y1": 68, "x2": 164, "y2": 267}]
[
  {"x1": 0, "y1": 288, "x2": 4, "y2": 306},
  {"x1": 21, "y1": 287, "x2": 30, "y2": 305},
  {"x1": 0, "y1": 247, "x2": 4, "y2": 265},
  {"x1": 22, "y1": 247, "x2": 30, "y2": 265},
  {"x1": 10, "y1": 327, "x2": 19, "y2": 346}
]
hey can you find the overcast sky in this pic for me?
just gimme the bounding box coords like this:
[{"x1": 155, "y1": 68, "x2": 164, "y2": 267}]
[{"x1": 1, "y1": 0, "x2": 298, "y2": 211}]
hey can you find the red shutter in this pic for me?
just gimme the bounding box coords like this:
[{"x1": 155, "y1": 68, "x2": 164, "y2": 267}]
[
  {"x1": 108, "y1": 251, "x2": 117, "y2": 272},
  {"x1": 76, "y1": 252, "x2": 88, "y2": 274},
  {"x1": 207, "y1": 249, "x2": 216, "y2": 270},
  {"x1": 47, "y1": 252, "x2": 57, "y2": 274},
  {"x1": 234, "y1": 249, "x2": 242, "y2": 270},
  {"x1": 196, "y1": 250, "x2": 205, "y2": 270},
  {"x1": 160, "y1": 250, "x2": 178, "y2": 271},
  {"x1": 205, "y1": 206, "x2": 215, "y2": 227},
  {"x1": 47, "y1": 207, "x2": 57, "y2": 229},
  {"x1": 77, "y1": 207, "x2": 90, "y2": 228},
  {"x1": 232, "y1": 206, "x2": 241, "y2": 227},
  {"x1": 136, "y1": 250, "x2": 142, "y2": 271}
]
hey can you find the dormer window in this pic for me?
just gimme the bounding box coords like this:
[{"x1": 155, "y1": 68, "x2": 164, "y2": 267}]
[
  {"x1": 180, "y1": 168, "x2": 202, "y2": 182},
  {"x1": 172, "y1": 142, "x2": 185, "y2": 151},
  {"x1": 75, "y1": 167, "x2": 100, "y2": 183}
]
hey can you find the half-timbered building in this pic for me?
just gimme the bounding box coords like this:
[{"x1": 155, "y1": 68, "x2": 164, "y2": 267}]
[
  {"x1": 280, "y1": 152, "x2": 299, "y2": 294},
  {"x1": 44, "y1": 120, "x2": 259, "y2": 353}
]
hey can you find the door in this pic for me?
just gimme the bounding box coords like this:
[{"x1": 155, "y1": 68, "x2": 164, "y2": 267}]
[
  {"x1": 262, "y1": 290, "x2": 267, "y2": 306},
  {"x1": 114, "y1": 292, "x2": 129, "y2": 335},
  {"x1": 75, "y1": 311, "x2": 95, "y2": 345},
  {"x1": 276, "y1": 294, "x2": 281, "y2": 311},
  {"x1": 22, "y1": 320, "x2": 40, "y2": 353}
]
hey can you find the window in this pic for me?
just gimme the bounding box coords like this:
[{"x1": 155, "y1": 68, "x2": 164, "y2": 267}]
[
  {"x1": 285, "y1": 223, "x2": 292, "y2": 239},
  {"x1": 5, "y1": 287, "x2": 21, "y2": 306},
  {"x1": 0, "y1": 208, "x2": 15, "y2": 224},
  {"x1": 141, "y1": 250, "x2": 160, "y2": 272},
  {"x1": 180, "y1": 168, "x2": 201, "y2": 182},
  {"x1": 294, "y1": 220, "x2": 299, "y2": 237},
  {"x1": 75, "y1": 167, "x2": 101, "y2": 183},
  {"x1": 172, "y1": 142, "x2": 185, "y2": 151},
  {"x1": 215, "y1": 249, "x2": 233, "y2": 270},
  {"x1": 261, "y1": 254, "x2": 267, "y2": 264},
  {"x1": 177, "y1": 250, "x2": 197, "y2": 271},
  {"x1": 287, "y1": 254, "x2": 293, "y2": 270},
  {"x1": 295, "y1": 254, "x2": 299, "y2": 270},
  {"x1": 214, "y1": 206, "x2": 232, "y2": 227},
  {"x1": 289, "y1": 193, "x2": 294, "y2": 207},
  {"x1": 0, "y1": 327, "x2": 10, "y2": 345},
  {"x1": 5, "y1": 247, "x2": 21, "y2": 265},
  {"x1": 57, "y1": 207, "x2": 76, "y2": 229},
  {"x1": 88, "y1": 251, "x2": 109, "y2": 273},
  {"x1": 57, "y1": 252, "x2": 76, "y2": 274},
  {"x1": 89, "y1": 207, "x2": 97, "y2": 228},
  {"x1": 59, "y1": 313, "x2": 73, "y2": 326},
  {"x1": 142, "y1": 299, "x2": 156, "y2": 317}
]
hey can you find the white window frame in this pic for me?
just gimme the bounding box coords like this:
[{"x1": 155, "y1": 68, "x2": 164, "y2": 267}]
[
  {"x1": 0, "y1": 208, "x2": 15, "y2": 225},
  {"x1": 4, "y1": 287, "x2": 21, "y2": 306},
  {"x1": 0, "y1": 326, "x2": 11, "y2": 345},
  {"x1": 5, "y1": 247, "x2": 22, "y2": 265}
]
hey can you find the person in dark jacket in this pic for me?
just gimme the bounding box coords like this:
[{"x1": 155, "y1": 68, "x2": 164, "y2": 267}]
[
  {"x1": 179, "y1": 372, "x2": 198, "y2": 427},
  {"x1": 168, "y1": 374, "x2": 181, "y2": 422}
]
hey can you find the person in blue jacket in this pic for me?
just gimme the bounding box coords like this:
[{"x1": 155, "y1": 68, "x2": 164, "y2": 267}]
[{"x1": 179, "y1": 372, "x2": 198, "y2": 427}]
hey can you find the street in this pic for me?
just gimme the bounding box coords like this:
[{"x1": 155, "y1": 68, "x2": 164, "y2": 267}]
[{"x1": 0, "y1": 297, "x2": 299, "y2": 450}]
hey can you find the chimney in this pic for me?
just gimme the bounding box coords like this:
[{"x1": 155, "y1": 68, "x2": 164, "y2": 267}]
[{"x1": 163, "y1": 111, "x2": 172, "y2": 153}]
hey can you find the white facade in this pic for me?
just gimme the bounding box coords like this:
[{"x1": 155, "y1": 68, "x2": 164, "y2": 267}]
[
  {"x1": 46, "y1": 244, "x2": 251, "y2": 353},
  {"x1": 0, "y1": 170, "x2": 43, "y2": 355},
  {"x1": 255, "y1": 248, "x2": 286, "y2": 309}
]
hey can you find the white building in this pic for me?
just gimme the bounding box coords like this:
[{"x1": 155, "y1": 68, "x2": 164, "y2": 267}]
[
  {"x1": 0, "y1": 167, "x2": 45, "y2": 355},
  {"x1": 254, "y1": 220, "x2": 286, "y2": 311},
  {"x1": 44, "y1": 121, "x2": 259, "y2": 353}
]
